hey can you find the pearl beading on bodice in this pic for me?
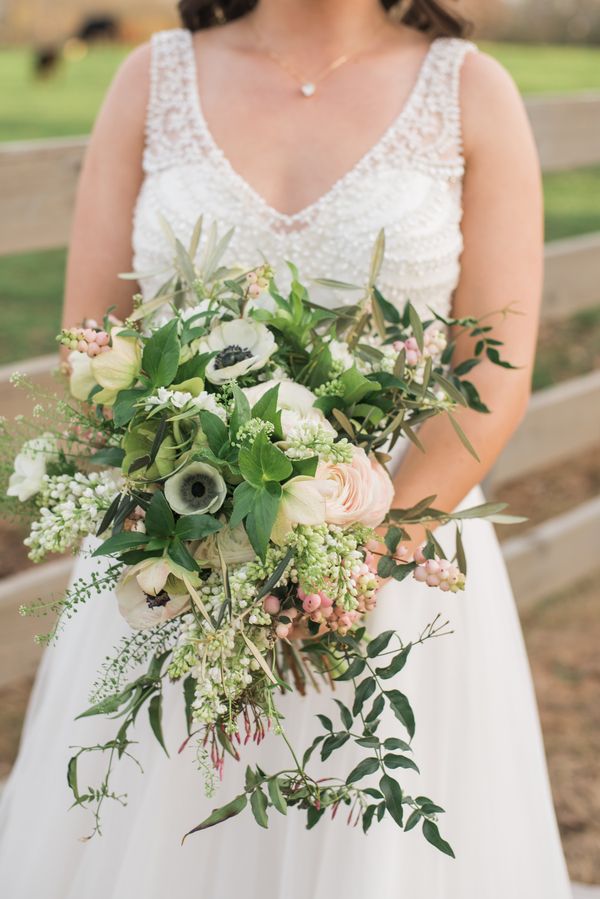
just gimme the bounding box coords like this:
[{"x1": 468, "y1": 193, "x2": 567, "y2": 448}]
[{"x1": 132, "y1": 28, "x2": 477, "y2": 318}]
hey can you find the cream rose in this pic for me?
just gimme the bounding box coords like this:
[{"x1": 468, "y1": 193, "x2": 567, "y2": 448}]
[{"x1": 317, "y1": 447, "x2": 394, "y2": 529}]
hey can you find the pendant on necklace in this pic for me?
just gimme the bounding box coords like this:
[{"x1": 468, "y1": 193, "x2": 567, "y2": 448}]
[{"x1": 300, "y1": 82, "x2": 316, "y2": 98}]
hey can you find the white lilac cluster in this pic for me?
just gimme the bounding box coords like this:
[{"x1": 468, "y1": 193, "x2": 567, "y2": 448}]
[
  {"x1": 24, "y1": 471, "x2": 122, "y2": 562},
  {"x1": 287, "y1": 523, "x2": 373, "y2": 611},
  {"x1": 144, "y1": 387, "x2": 227, "y2": 420},
  {"x1": 168, "y1": 561, "x2": 278, "y2": 726},
  {"x1": 284, "y1": 420, "x2": 354, "y2": 463},
  {"x1": 233, "y1": 418, "x2": 275, "y2": 447}
]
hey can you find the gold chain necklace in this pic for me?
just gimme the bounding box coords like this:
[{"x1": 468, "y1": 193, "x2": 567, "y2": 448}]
[{"x1": 250, "y1": 20, "x2": 388, "y2": 98}]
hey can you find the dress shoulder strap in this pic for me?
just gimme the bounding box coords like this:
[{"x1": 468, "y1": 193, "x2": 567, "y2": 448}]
[
  {"x1": 143, "y1": 28, "x2": 199, "y2": 173},
  {"x1": 404, "y1": 37, "x2": 478, "y2": 170}
]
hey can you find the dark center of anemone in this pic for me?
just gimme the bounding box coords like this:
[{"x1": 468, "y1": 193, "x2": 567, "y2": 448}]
[
  {"x1": 145, "y1": 590, "x2": 170, "y2": 609},
  {"x1": 213, "y1": 344, "x2": 254, "y2": 370},
  {"x1": 182, "y1": 472, "x2": 219, "y2": 509}
]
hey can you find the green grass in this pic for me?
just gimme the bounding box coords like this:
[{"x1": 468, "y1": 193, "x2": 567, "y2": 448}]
[{"x1": 0, "y1": 41, "x2": 599, "y2": 369}]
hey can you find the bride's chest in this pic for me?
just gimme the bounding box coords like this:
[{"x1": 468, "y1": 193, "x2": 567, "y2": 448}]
[{"x1": 132, "y1": 154, "x2": 465, "y2": 315}]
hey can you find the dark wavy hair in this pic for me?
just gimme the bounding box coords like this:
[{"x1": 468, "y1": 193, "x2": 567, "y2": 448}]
[{"x1": 178, "y1": 1, "x2": 471, "y2": 38}]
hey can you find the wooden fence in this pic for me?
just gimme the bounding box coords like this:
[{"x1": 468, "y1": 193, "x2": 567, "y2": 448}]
[{"x1": 1, "y1": 92, "x2": 599, "y2": 687}]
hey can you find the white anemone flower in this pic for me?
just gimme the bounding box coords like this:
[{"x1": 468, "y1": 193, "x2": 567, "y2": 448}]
[
  {"x1": 199, "y1": 319, "x2": 276, "y2": 384},
  {"x1": 163, "y1": 462, "x2": 227, "y2": 516},
  {"x1": 7, "y1": 433, "x2": 59, "y2": 502},
  {"x1": 116, "y1": 566, "x2": 191, "y2": 630},
  {"x1": 242, "y1": 379, "x2": 336, "y2": 435}
]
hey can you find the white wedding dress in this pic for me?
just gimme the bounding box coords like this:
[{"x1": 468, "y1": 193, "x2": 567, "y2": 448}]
[{"x1": 0, "y1": 29, "x2": 572, "y2": 899}]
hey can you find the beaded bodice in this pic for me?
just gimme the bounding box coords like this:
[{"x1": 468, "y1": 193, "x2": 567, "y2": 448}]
[{"x1": 132, "y1": 28, "x2": 477, "y2": 317}]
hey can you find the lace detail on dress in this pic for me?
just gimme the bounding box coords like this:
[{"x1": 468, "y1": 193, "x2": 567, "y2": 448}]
[{"x1": 134, "y1": 28, "x2": 477, "y2": 319}]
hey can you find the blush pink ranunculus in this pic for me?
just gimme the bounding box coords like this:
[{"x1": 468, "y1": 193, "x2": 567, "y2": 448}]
[{"x1": 317, "y1": 447, "x2": 394, "y2": 529}]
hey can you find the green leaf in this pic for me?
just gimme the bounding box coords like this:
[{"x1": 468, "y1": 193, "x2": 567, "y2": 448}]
[
  {"x1": 367, "y1": 630, "x2": 395, "y2": 658},
  {"x1": 259, "y1": 436, "x2": 293, "y2": 483},
  {"x1": 250, "y1": 787, "x2": 269, "y2": 829},
  {"x1": 352, "y1": 676, "x2": 376, "y2": 717},
  {"x1": 372, "y1": 285, "x2": 400, "y2": 323},
  {"x1": 383, "y1": 737, "x2": 412, "y2": 752},
  {"x1": 364, "y1": 694, "x2": 385, "y2": 725},
  {"x1": 92, "y1": 531, "x2": 148, "y2": 558},
  {"x1": 148, "y1": 694, "x2": 169, "y2": 757},
  {"x1": 256, "y1": 548, "x2": 294, "y2": 601},
  {"x1": 302, "y1": 734, "x2": 325, "y2": 767},
  {"x1": 321, "y1": 732, "x2": 350, "y2": 761},
  {"x1": 407, "y1": 302, "x2": 424, "y2": 353},
  {"x1": 199, "y1": 411, "x2": 229, "y2": 457},
  {"x1": 316, "y1": 714, "x2": 333, "y2": 732},
  {"x1": 183, "y1": 793, "x2": 248, "y2": 839},
  {"x1": 250, "y1": 384, "x2": 280, "y2": 425},
  {"x1": 142, "y1": 319, "x2": 181, "y2": 387},
  {"x1": 230, "y1": 383, "x2": 251, "y2": 437},
  {"x1": 183, "y1": 674, "x2": 196, "y2": 735},
  {"x1": 112, "y1": 387, "x2": 149, "y2": 427},
  {"x1": 175, "y1": 514, "x2": 223, "y2": 541},
  {"x1": 333, "y1": 699, "x2": 353, "y2": 730},
  {"x1": 455, "y1": 528, "x2": 467, "y2": 576},
  {"x1": 167, "y1": 537, "x2": 198, "y2": 571},
  {"x1": 230, "y1": 481, "x2": 258, "y2": 528},
  {"x1": 379, "y1": 773, "x2": 404, "y2": 827},
  {"x1": 96, "y1": 492, "x2": 122, "y2": 536},
  {"x1": 67, "y1": 755, "x2": 80, "y2": 800},
  {"x1": 375, "y1": 645, "x2": 411, "y2": 679},
  {"x1": 422, "y1": 820, "x2": 455, "y2": 858},
  {"x1": 245, "y1": 481, "x2": 282, "y2": 559},
  {"x1": 377, "y1": 555, "x2": 397, "y2": 579},
  {"x1": 404, "y1": 809, "x2": 422, "y2": 832},
  {"x1": 306, "y1": 805, "x2": 326, "y2": 830},
  {"x1": 90, "y1": 446, "x2": 126, "y2": 467},
  {"x1": 333, "y1": 656, "x2": 366, "y2": 682},
  {"x1": 383, "y1": 753, "x2": 419, "y2": 772},
  {"x1": 238, "y1": 443, "x2": 264, "y2": 488},
  {"x1": 346, "y1": 756, "x2": 380, "y2": 784},
  {"x1": 267, "y1": 778, "x2": 287, "y2": 816},
  {"x1": 385, "y1": 689, "x2": 415, "y2": 738},
  {"x1": 145, "y1": 490, "x2": 175, "y2": 539},
  {"x1": 340, "y1": 367, "x2": 379, "y2": 405},
  {"x1": 448, "y1": 413, "x2": 480, "y2": 462}
]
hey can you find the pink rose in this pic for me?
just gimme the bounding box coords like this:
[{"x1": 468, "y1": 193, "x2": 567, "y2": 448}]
[{"x1": 317, "y1": 447, "x2": 394, "y2": 529}]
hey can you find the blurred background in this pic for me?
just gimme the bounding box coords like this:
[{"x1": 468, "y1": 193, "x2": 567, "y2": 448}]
[{"x1": 0, "y1": 0, "x2": 598, "y2": 887}]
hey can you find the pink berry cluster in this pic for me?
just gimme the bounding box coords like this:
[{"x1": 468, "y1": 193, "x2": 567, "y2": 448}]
[
  {"x1": 59, "y1": 322, "x2": 111, "y2": 357},
  {"x1": 412, "y1": 547, "x2": 466, "y2": 592},
  {"x1": 244, "y1": 264, "x2": 272, "y2": 300},
  {"x1": 263, "y1": 551, "x2": 381, "y2": 640},
  {"x1": 394, "y1": 324, "x2": 447, "y2": 368}
]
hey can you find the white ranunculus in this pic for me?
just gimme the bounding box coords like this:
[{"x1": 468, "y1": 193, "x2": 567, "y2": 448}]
[
  {"x1": 163, "y1": 462, "x2": 227, "y2": 516},
  {"x1": 7, "y1": 433, "x2": 59, "y2": 502},
  {"x1": 199, "y1": 319, "x2": 276, "y2": 384},
  {"x1": 242, "y1": 379, "x2": 336, "y2": 435},
  {"x1": 195, "y1": 522, "x2": 256, "y2": 568},
  {"x1": 116, "y1": 566, "x2": 191, "y2": 630},
  {"x1": 67, "y1": 350, "x2": 98, "y2": 402}
]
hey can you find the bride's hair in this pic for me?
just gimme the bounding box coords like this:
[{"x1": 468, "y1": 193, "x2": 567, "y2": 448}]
[{"x1": 178, "y1": 1, "x2": 471, "y2": 38}]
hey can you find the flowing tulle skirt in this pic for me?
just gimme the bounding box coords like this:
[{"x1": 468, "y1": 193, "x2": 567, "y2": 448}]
[{"x1": 0, "y1": 485, "x2": 572, "y2": 898}]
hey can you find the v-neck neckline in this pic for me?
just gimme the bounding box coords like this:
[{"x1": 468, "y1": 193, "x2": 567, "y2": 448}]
[{"x1": 184, "y1": 30, "x2": 440, "y2": 226}]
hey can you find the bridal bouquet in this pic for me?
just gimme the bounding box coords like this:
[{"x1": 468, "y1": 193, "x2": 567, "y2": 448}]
[{"x1": 2, "y1": 221, "x2": 515, "y2": 852}]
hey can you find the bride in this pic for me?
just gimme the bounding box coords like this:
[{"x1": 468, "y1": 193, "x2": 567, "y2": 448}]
[{"x1": 0, "y1": 1, "x2": 573, "y2": 896}]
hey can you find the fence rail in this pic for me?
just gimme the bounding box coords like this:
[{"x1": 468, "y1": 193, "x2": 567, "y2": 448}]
[{"x1": 1, "y1": 90, "x2": 599, "y2": 686}]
